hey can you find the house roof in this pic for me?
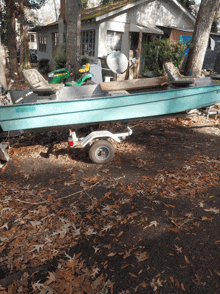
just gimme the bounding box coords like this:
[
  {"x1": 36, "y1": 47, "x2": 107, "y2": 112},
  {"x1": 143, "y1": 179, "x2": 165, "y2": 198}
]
[
  {"x1": 81, "y1": 0, "x2": 142, "y2": 21},
  {"x1": 159, "y1": 25, "x2": 220, "y2": 37},
  {"x1": 33, "y1": 0, "x2": 136, "y2": 31},
  {"x1": 33, "y1": 0, "x2": 195, "y2": 31},
  {"x1": 82, "y1": 0, "x2": 196, "y2": 23},
  {"x1": 130, "y1": 23, "x2": 164, "y2": 35},
  {"x1": 32, "y1": 21, "x2": 58, "y2": 32}
]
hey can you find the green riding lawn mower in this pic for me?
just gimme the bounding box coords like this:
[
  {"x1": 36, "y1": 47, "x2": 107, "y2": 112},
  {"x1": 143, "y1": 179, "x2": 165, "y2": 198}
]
[
  {"x1": 47, "y1": 59, "x2": 103, "y2": 86},
  {"x1": 47, "y1": 52, "x2": 136, "y2": 87}
]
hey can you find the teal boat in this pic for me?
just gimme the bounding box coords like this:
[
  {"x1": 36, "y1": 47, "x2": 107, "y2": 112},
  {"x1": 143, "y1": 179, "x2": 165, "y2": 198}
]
[
  {"x1": 1, "y1": 77, "x2": 220, "y2": 164},
  {"x1": 1, "y1": 78, "x2": 220, "y2": 132}
]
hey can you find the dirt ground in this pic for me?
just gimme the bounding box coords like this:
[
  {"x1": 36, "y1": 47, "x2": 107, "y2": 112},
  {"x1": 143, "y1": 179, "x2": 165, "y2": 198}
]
[
  {"x1": 1, "y1": 111, "x2": 220, "y2": 293},
  {"x1": 1, "y1": 74, "x2": 220, "y2": 293}
]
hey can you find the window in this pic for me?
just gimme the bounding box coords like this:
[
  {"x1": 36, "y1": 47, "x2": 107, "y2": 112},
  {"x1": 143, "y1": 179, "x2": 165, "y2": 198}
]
[
  {"x1": 107, "y1": 31, "x2": 122, "y2": 51},
  {"x1": 29, "y1": 34, "x2": 35, "y2": 43},
  {"x1": 38, "y1": 36, "x2": 47, "y2": 52},
  {"x1": 52, "y1": 32, "x2": 58, "y2": 51},
  {"x1": 81, "y1": 30, "x2": 96, "y2": 56}
]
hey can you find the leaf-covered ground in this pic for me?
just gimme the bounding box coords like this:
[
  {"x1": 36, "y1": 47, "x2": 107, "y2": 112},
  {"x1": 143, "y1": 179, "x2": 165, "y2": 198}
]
[{"x1": 0, "y1": 114, "x2": 220, "y2": 294}]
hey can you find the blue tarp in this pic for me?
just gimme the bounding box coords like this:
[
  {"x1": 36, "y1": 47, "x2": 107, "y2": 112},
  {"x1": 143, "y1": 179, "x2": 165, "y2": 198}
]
[{"x1": 179, "y1": 35, "x2": 192, "y2": 56}]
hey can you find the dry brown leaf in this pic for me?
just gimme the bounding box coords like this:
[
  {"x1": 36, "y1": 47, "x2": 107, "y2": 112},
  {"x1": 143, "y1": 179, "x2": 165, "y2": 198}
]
[
  {"x1": 184, "y1": 255, "x2": 190, "y2": 264},
  {"x1": 201, "y1": 216, "x2": 213, "y2": 221},
  {"x1": 139, "y1": 281, "x2": 147, "y2": 288},
  {"x1": 93, "y1": 273, "x2": 104, "y2": 287},
  {"x1": 117, "y1": 231, "x2": 123, "y2": 237},
  {"x1": 123, "y1": 249, "x2": 132, "y2": 259},
  {"x1": 170, "y1": 276, "x2": 174, "y2": 283},
  {"x1": 181, "y1": 282, "x2": 186, "y2": 291},
  {"x1": 0, "y1": 246, "x2": 6, "y2": 252},
  {"x1": 136, "y1": 252, "x2": 149, "y2": 262},
  {"x1": 107, "y1": 252, "x2": 116, "y2": 257},
  {"x1": 175, "y1": 244, "x2": 182, "y2": 254},
  {"x1": 44, "y1": 271, "x2": 56, "y2": 286},
  {"x1": 121, "y1": 264, "x2": 129, "y2": 269},
  {"x1": 129, "y1": 273, "x2": 137, "y2": 278}
]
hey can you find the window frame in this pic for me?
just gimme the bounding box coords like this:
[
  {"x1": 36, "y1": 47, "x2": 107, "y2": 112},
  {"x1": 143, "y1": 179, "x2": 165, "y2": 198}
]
[
  {"x1": 107, "y1": 30, "x2": 122, "y2": 51},
  {"x1": 38, "y1": 36, "x2": 47, "y2": 52},
  {"x1": 52, "y1": 32, "x2": 58, "y2": 51},
  {"x1": 29, "y1": 34, "x2": 35, "y2": 43},
  {"x1": 81, "y1": 29, "x2": 96, "y2": 57}
]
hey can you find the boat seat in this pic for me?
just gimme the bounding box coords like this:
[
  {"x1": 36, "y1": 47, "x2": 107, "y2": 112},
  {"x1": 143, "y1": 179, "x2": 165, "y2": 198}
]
[
  {"x1": 164, "y1": 62, "x2": 196, "y2": 85},
  {"x1": 23, "y1": 69, "x2": 64, "y2": 95}
]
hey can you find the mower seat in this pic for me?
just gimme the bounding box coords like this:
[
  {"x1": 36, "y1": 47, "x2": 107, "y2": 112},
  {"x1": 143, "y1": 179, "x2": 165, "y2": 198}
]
[{"x1": 79, "y1": 63, "x2": 90, "y2": 73}]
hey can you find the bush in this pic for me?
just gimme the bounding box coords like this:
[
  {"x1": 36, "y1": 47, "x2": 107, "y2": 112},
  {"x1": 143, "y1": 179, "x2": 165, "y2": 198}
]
[
  {"x1": 55, "y1": 56, "x2": 67, "y2": 69},
  {"x1": 38, "y1": 58, "x2": 50, "y2": 74},
  {"x1": 80, "y1": 56, "x2": 90, "y2": 66},
  {"x1": 142, "y1": 38, "x2": 188, "y2": 77}
]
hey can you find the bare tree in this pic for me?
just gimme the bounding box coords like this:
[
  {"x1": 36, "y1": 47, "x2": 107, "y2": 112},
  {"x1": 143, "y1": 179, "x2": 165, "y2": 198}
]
[
  {"x1": 5, "y1": 0, "x2": 19, "y2": 78},
  {"x1": 185, "y1": 0, "x2": 220, "y2": 76},
  {"x1": 0, "y1": 42, "x2": 7, "y2": 90},
  {"x1": 1, "y1": 0, "x2": 47, "y2": 77},
  {"x1": 18, "y1": 0, "x2": 31, "y2": 73},
  {"x1": 52, "y1": 0, "x2": 58, "y2": 21},
  {"x1": 65, "y1": 0, "x2": 81, "y2": 78}
]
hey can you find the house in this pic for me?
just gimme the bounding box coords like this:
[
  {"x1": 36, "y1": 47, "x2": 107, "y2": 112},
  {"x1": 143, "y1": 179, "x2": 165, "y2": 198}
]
[{"x1": 34, "y1": 0, "x2": 197, "y2": 75}]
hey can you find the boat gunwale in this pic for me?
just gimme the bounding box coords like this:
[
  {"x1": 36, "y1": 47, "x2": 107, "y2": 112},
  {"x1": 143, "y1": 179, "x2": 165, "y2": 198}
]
[{"x1": 1, "y1": 81, "x2": 220, "y2": 108}]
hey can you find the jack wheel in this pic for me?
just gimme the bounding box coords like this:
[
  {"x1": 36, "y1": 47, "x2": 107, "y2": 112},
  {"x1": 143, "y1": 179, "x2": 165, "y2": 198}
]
[{"x1": 89, "y1": 140, "x2": 115, "y2": 164}]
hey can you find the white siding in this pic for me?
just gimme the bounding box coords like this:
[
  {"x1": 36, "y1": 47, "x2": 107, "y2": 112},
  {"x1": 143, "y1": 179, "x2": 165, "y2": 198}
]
[
  {"x1": 98, "y1": 21, "x2": 129, "y2": 57},
  {"x1": 110, "y1": 0, "x2": 194, "y2": 29}
]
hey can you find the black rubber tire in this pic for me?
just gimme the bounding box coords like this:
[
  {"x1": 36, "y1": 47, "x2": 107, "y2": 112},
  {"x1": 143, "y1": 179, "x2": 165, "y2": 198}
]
[{"x1": 89, "y1": 140, "x2": 115, "y2": 164}]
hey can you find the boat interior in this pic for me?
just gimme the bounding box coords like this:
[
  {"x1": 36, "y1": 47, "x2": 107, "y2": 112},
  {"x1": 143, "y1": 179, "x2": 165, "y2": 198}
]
[{"x1": 1, "y1": 72, "x2": 220, "y2": 107}]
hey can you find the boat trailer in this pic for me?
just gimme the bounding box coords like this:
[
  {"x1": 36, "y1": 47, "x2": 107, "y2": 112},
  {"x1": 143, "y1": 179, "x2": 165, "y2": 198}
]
[
  {"x1": 0, "y1": 126, "x2": 132, "y2": 167},
  {"x1": 1, "y1": 107, "x2": 220, "y2": 167},
  {"x1": 68, "y1": 126, "x2": 132, "y2": 164}
]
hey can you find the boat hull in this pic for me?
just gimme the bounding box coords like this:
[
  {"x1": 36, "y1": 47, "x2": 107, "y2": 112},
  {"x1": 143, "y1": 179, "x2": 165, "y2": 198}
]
[{"x1": 1, "y1": 83, "x2": 220, "y2": 132}]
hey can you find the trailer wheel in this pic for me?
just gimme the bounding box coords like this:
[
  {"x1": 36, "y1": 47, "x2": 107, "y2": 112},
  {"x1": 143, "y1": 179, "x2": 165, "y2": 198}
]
[{"x1": 89, "y1": 140, "x2": 115, "y2": 164}]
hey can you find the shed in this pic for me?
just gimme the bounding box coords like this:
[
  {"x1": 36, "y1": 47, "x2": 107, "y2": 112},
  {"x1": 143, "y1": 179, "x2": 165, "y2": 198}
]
[{"x1": 159, "y1": 26, "x2": 220, "y2": 71}]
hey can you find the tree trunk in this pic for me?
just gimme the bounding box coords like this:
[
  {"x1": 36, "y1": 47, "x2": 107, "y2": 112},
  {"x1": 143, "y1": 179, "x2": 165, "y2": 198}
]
[
  {"x1": 0, "y1": 42, "x2": 7, "y2": 91},
  {"x1": 65, "y1": 0, "x2": 81, "y2": 79},
  {"x1": 134, "y1": 30, "x2": 142, "y2": 79},
  {"x1": 53, "y1": 0, "x2": 58, "y2": 21},
  {"x1": 185, "y1": 0, "x2": 220, "y2": 76},
  {"x1": 6, "y1": 0, "x2": 19, "y2": 78},
  {"x1": 19, "y1": 0, "x2": 25, "y2": 75},
  {"x1": 24, "y1": 26, "x2": 31, "y2": 69},
  {"x1": 19, "y1": 0, "x2": 31, "y2": 70}
]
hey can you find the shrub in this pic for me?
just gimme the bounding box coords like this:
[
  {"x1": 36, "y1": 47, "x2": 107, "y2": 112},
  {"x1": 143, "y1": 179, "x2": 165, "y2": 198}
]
[
  {"x1": 55, "y1": 56, "x2": 67, "y2": 69},
  {"x1": 38, "y1": 58, "x2": 50, "y2": 74},
  {"x1": 142, "y1": 38, "x2": 188, "y2": 77},
  {"x1": 80, "y1": 56, "x2": 90, "y2": 66}
]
